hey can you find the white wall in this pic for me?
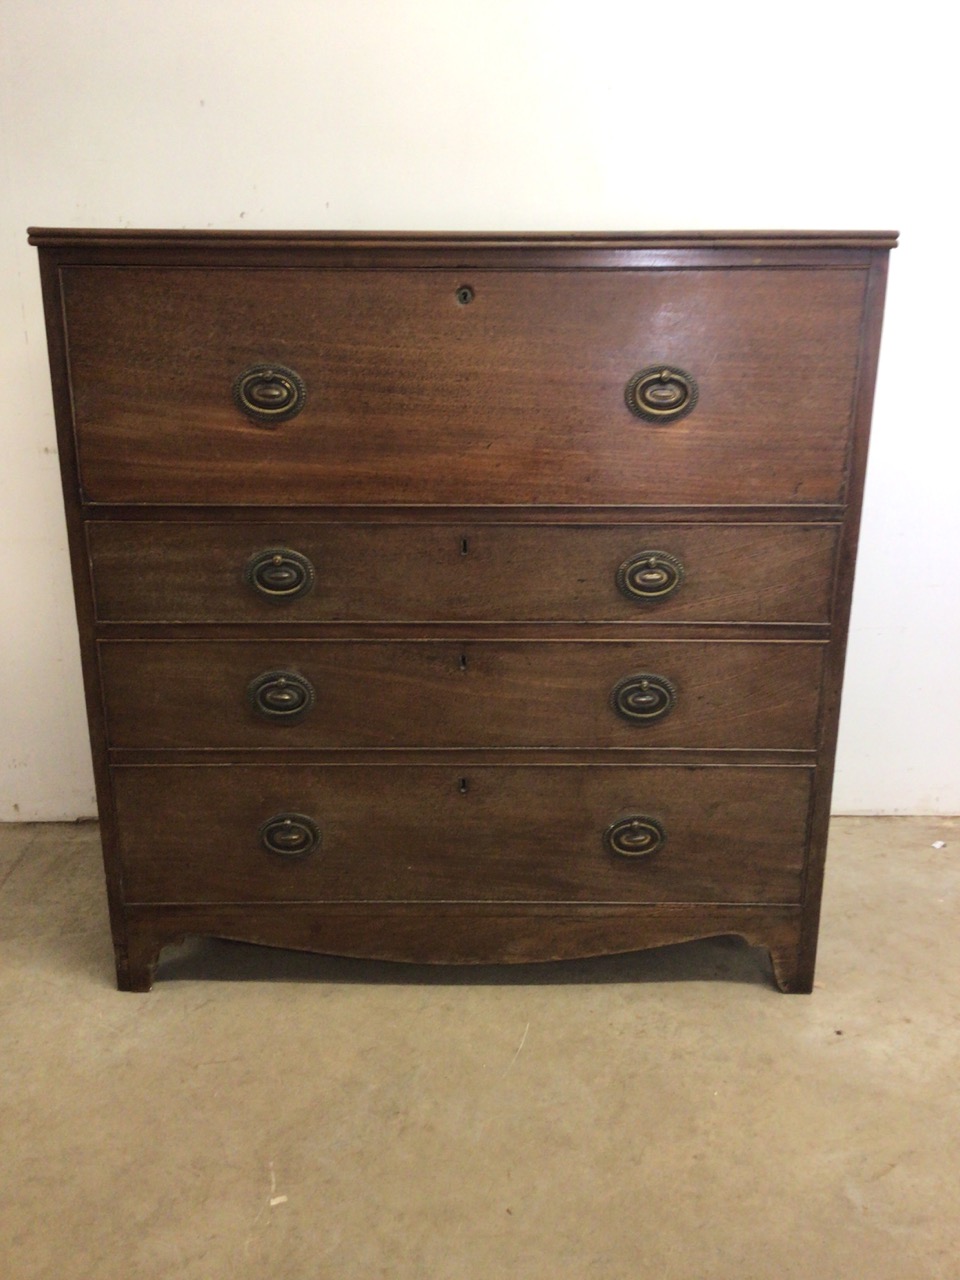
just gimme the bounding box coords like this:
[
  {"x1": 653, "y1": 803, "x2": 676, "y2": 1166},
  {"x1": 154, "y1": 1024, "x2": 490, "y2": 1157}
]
[{"x1": 1, "y1": 0, "x2": 956, "y2": 819}]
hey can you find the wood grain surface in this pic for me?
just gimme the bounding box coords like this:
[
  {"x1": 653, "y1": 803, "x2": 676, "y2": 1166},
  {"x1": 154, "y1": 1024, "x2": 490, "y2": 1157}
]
[
  {"x1": 112, "y1": 763, "x2": 812, "y2": 906},
  {"x1": 88, "y1": 520, "x2": 839, "y2": 625},
  {"x1": 63, "y1": 266, "x2": 866, "y2": 505},
  {"x1": 99, "y1": 639, "x2": 825, "y2": 751},
  {"x1": 31, "y1": 229, "x2": 894, "y2": 990}
]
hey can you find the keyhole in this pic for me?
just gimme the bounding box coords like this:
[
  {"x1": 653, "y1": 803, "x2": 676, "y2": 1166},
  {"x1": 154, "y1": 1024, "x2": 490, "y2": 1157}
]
[
  {"x1": 459, "y1": 651, "x2": 468, "y2": 672},
  {"x1": 460, "y1": 536, "x2": 469, "y2": 555},
  {"x1": 456, "y1": 285, "x2": 474, "y2": 305},
  {"x1": 458, "y1": 777, "x2": 469, "y2": 795}
]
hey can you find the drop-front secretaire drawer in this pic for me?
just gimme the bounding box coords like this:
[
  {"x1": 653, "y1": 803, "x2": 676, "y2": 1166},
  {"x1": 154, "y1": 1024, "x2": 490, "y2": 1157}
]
[
  {"x1": 88, "y1": 521, "x2": 839, "y2": 624},
  {"x1": 98, "y1": 639, "x2": 824, "y2": 750},
  {"x1": 63, "y1": 266, "x2": 867, "y2": 506},
  {"x1": 111, "y1": 764, "x2": 811, "y2": 905}
]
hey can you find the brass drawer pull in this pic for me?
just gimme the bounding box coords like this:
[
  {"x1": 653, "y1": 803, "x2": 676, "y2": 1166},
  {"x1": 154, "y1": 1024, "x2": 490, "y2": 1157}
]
[
  {"x1": 233, "y1": 363, "x2": 306, "y2": 423},
  {"x1": 625, "y1": 365, "x2": 698, "y2": 422},
  {"x1": 605, "y1": 815, "x2": 665, "y2": 859},
  {"x1": 616, "y1": 550, "x2": 685, "y2": 602},
  {"x1": 611, "y1": 672, "x2": 677, "y2": 723},
  {"x1": 259, "y1": 812, "x2": 321, "y2": 858},
  {"x1": 247, "y1": 669, "x2": 316, "y2": 722},
  {"x1": 245, "y1": 547, "x2": 315, "y2": 602}
]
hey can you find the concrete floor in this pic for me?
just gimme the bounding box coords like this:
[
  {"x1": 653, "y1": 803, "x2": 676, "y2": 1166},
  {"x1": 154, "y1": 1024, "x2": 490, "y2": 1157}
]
[{"x1": 0, "y1": 817, "x2": 957, "y2": 1279}]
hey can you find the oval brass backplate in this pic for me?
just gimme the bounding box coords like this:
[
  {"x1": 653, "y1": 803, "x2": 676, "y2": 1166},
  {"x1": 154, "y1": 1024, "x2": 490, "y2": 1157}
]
[
  {"x1": 611, "y1": 673, "x2": 677, "y2": 723},
  {"x1": 233, "y1": 363, "x2": 306, "y2": 424},
  {"x1": 259, "y1": 812, "x2": 321, "y2": 858},
  {"x1": 616, "y1": 550, "x2": 685, "y2": 602},
  {"x1": 604, "y1": 815, "x2": 666, "y2": 858},
  {"x1": 625, "y1": 365, "x2": 698, "y2": 423},
  {"x1": 245, "y1": 547, "x2": 316, "y2": 602},
  {"x1": 247, "y1": 669, "x2": 316, "y2": 722}
]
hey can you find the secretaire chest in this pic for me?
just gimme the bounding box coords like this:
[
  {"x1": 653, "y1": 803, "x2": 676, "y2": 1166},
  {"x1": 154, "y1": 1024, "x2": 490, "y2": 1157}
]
[{"x1": 30, "y1": 228, "x2": 895, "y2": 991}]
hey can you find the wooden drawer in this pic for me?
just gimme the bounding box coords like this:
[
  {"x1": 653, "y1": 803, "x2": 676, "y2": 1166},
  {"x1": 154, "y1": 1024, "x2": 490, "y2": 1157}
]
[
  {"x1": 88, "y1": 521, "x2": 839, "y2": 625},
  {"x1": 112, "y1": 764, "x2": 811, "y2": 905},
  {"x1": 99, "y1": 639, "x2": 824, "y2": 750},
  {"x1": 63, "y1": 266, "x2": 866, "y2": 506}
]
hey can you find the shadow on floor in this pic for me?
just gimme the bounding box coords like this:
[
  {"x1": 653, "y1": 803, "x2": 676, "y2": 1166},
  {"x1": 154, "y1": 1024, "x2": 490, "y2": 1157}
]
[{"x1": 153, "y1": 932, "x2": 775, "y2": 989}]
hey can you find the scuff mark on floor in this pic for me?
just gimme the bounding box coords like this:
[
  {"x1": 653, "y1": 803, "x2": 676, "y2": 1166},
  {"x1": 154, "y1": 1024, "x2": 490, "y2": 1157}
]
[{"x1": 503, "y1": 1021, "x2": 530, "y2": 1077}]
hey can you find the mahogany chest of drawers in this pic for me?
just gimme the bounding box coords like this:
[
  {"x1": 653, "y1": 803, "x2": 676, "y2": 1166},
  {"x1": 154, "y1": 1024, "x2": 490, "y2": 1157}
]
[{"x1": 30, "y1": 228, "x2": 895, "y2": 991}]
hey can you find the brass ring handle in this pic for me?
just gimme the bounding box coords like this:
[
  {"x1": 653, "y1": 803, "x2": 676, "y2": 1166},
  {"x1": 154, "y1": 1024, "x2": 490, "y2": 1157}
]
[
  {"x1": 625, "y1": 365, "x2": 698, "y2": 422},
  {"x1": 611, "y1": 673, "x2": 677, "y2": 723},
  {"x1": 247, "y1": 670, "x2": 316, "y2": 722},
  {"x1": 259, "y1": 812, "x2": 321, "y2": 858},
  {"x1": 245, "y1": 548, "x2": 316, "y2": 602},
  {"x1": 604, "y1": 815, "x2": 665, "y2": 859},
  {"x1": 616, "y1": 550, "x2": 685, "y2": 602},
  {"x1": 233, "y1": 363, "x2": 306, "y2": 423}
]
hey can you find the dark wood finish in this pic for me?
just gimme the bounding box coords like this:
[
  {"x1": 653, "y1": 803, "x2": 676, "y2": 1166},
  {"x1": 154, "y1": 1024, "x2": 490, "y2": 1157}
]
[
  {"x1": 31, "y1": 227, "x2": 896, "y2": 992},
  {"x1": 33, "y1": 243, "x2": 139, "y2": 982},
  {"x1": 88, "y1": 521, "x2": 839, "y2": 625},
  {"x1": 99, "y1": 639, "x2": 824, "y2": 750},
  {"x1": 792, "y1": 253, "x2": 894, "y2": 994},
  {"x1": 116, "y1": 901, "x2": 807, "y2": 992},
  {"x1": 84, "y1": 504, "x2": 848, "y2": 524},
  {"x1": 111, "y1": 764, "x2": 811, "y2": 906},
  {"x1": 97, "y1": 622, "x2": 832, "y2": 644},
  {"x1": 29, "y1": 228, "x2": 899, "y2": 248},
  {"x1": 107, "y1": 747, "x2": 817, "y2": 768},
  {"x1": 62, "y1": 266, "x2": 866, "y2": 506}
]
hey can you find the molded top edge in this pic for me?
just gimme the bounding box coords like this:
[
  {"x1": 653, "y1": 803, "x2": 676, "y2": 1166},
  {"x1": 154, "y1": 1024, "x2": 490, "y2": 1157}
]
[{"x1": 27, "y1": 227, "x2": 899, "y2": 249}]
